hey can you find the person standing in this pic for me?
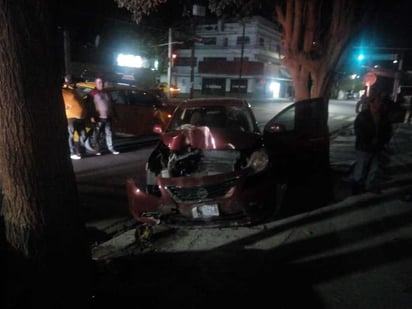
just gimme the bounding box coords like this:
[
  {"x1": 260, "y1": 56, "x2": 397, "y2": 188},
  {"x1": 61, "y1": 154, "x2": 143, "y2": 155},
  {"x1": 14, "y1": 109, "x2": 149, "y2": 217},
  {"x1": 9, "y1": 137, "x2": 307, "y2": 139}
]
[
  {"x1": 352, "y1": 93, "x2": 393, "y2": 194},
  {"x1": 355, "y1": 94, "x2": 367, "y2": 114},
  {"x1": 88, "y1": 77, "x2": 119, "y2": 155},
  {"x1": 405, "y1": 96, "x2": 412, "y2": 124},
  {"x1": 63, "y1": 78, "x2": 87, "y2": 160}
]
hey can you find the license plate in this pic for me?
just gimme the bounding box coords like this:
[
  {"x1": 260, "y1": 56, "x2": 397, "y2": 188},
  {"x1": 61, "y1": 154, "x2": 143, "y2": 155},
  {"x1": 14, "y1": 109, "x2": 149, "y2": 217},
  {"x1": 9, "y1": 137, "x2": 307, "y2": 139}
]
[{"x1": 192, "y1": 204, "x2": 220, "y2": 219}]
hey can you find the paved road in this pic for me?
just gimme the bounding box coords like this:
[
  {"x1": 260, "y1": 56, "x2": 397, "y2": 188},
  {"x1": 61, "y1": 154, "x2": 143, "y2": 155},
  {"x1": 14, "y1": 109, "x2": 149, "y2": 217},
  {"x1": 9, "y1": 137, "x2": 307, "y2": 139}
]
[{"x1": 248, "y1": 99, "x2": 359, "y2": 136}]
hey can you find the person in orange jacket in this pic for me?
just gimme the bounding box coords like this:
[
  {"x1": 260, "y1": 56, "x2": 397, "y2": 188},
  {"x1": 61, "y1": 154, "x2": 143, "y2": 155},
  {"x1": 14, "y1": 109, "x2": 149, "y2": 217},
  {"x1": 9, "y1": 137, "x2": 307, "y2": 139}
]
[{"x1": 63, "y1": 76, "x2": 87, "y2": 159}]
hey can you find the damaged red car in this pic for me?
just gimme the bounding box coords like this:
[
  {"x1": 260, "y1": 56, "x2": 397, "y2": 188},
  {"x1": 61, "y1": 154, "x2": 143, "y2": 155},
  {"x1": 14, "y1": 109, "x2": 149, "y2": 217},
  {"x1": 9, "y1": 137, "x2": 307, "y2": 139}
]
[{"x1": 126, "y1": 98, "x2": 279, "y2": 227}]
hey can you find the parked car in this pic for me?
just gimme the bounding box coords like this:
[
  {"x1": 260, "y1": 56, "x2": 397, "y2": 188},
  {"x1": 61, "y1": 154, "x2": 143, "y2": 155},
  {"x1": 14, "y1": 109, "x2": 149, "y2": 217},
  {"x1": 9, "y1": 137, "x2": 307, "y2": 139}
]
[
  {"x1": 126, "y1": 97, "x2": 331, "y2": 227},
  {"x1": 74, "y1": 82, "x2": 175, "y2": 138},
  {"x1": 126, "y1": 98, "x2": 279, "y2": 227}
]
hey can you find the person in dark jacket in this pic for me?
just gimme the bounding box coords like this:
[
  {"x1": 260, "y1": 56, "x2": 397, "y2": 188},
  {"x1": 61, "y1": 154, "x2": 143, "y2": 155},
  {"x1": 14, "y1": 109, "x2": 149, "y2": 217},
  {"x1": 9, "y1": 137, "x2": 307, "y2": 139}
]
[
  {"x1": 355, "y1": 94, "x2": 367, "y2": 114},
  {"x1": 352, "y1": 93, "x2": 393, "y2": 194}
]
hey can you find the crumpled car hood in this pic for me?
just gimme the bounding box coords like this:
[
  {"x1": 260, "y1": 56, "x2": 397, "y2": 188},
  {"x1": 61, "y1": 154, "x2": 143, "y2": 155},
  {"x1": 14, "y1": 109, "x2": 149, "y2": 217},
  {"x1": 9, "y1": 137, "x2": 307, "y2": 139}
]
[{"x1": 161, "y1": 126, "x2": 261, "y2": 150}]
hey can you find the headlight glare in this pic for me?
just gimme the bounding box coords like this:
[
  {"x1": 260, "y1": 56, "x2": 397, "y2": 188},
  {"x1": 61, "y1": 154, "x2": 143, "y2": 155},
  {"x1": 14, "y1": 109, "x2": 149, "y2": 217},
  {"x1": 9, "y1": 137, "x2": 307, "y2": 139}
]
[{"x1": 248, "y1": 148, "x2": 269, "y2": 174}]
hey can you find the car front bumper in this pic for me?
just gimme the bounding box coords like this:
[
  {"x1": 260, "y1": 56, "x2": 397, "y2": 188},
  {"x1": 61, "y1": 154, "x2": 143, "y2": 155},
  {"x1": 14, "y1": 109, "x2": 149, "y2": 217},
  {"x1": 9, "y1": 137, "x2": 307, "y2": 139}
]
[{"x1": 126, "y1": 169, "x2": 275, "y2": 226}]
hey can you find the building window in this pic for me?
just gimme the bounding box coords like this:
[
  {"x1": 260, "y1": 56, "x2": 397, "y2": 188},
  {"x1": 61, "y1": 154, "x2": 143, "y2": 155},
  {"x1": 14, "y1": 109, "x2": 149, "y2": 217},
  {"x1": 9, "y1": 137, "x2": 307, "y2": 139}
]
[
  {"x1": 236, "y1": 36, "x2": 250, "y2": 45},
  {"x1": 175, "y1": 57, "x2": 197, "y2": 66},
  {"x1": 223, "y1": 38, "x2": 228, "y2": 47},
  {"x1": 259, "y1": 38, "x2": 265, "y2": 47},
  {"x1": 204, "y1": 57, "x2": 226, "y2": 62}
]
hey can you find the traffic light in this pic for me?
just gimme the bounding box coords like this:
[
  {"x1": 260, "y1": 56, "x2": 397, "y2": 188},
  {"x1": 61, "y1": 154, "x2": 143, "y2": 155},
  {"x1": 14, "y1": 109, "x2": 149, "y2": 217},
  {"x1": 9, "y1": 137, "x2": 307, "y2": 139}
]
[
  {"x1": 357, "y1": 53, "x2": 365, "y2": 61},
  {"x1": 172, "y1": 53, "x2": 177, "y2": 66}
]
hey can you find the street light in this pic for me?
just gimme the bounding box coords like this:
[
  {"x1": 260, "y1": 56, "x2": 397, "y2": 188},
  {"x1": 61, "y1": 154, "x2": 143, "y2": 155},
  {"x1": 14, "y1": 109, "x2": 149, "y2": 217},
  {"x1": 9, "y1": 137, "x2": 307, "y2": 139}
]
[
  {"x1": 157, "y1": 36, "x2": 183, "y2": 99},
  {"x1": 353, "y1": 46, "x2": 409, "y2": 101}
]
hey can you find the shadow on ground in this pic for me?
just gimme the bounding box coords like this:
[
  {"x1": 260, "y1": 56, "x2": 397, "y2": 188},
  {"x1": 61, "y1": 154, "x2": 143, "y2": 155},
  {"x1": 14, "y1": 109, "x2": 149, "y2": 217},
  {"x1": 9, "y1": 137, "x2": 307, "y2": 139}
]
[{"x1": 91, "y1": 249, "x2": 324, "y2": 308}]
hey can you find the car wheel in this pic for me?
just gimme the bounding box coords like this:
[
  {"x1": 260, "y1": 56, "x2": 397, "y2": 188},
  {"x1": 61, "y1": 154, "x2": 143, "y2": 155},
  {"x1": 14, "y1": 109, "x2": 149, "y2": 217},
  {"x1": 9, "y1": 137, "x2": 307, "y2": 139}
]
[
  {"x1": 249, "y1": 182, "x2": 286, "y2": 225},
  {"x1": 264, "y1": 182, "x2": 286, "y2": 221},
  {"x1": 273, "y1": 182, "x2": 287, "y2": 217}
]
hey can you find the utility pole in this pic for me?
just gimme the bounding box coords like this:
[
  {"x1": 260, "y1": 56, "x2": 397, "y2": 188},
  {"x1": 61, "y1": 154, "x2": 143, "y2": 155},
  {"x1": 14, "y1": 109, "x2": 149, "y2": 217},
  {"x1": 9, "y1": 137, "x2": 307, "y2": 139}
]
[
  {"x1": 189, "y1": 4, "x2": 205, "y2": 99},
  {"x1": 190, "y1": 40, "x2": 195, "y2": 99},
  {"x1": 167, "y1": 28, "x2": 172, "y2": 99},
  {"x1": 237, "y1": 20, "x2": 246, "y2": 94},
  {"x1": 63, "y1": 29, "x2": 71, "y2": 78},
  {"x1": 158, "y1": 30, "x2": 182, "y2": 99},
  {"x1": 239, "y1": 21, "x2": 245, "y2": 81}
]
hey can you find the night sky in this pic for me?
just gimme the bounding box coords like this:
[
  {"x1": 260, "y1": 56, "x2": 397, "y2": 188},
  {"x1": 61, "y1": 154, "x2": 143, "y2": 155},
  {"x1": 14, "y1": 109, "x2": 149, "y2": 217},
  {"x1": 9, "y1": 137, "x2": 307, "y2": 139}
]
[
  {"x1": 370, "y1": 0, "x2": 412, "y2": 48},
  {"x1": 57, "y1": 0, "x2": 412, "y2": 69}
]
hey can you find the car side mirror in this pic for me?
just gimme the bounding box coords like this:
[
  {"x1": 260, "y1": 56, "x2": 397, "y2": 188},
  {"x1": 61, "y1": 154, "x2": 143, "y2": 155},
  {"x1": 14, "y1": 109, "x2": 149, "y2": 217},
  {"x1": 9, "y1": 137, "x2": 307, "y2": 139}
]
[{"x1": 153, "y1": 124, "x2": 163, "y2": 134}]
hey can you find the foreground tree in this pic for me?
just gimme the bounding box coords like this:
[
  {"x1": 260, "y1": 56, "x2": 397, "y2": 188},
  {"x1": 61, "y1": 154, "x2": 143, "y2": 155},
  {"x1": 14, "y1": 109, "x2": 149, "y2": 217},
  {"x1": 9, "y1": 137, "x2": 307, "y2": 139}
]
[
  {"x1": 273, "y1": 0, "x2": 370, "y2": 102},
  {"x1": 0, "y1": 1, "x2": 91, "y2": 308}
]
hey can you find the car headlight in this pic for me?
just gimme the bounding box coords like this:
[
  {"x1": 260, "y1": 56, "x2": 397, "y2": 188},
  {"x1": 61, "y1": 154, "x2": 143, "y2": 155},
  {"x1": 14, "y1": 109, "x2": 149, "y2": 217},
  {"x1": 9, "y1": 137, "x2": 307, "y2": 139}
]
[{"x1": 248, "y1": 148, "x2": 269, "y2": 174}]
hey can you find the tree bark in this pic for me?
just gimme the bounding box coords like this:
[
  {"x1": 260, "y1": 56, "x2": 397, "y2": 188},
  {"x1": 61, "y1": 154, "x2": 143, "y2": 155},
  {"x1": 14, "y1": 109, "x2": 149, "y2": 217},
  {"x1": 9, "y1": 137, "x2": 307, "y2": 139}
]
[
  {"x1": 276, "y1": 0, "x2": 365, "y2": 101},
  {"x1": 0, "y1": 1, "x2": 91, "y2": 308},
  {"x1": 275, "y1": 0, "x2": 367, "y2": 162}
]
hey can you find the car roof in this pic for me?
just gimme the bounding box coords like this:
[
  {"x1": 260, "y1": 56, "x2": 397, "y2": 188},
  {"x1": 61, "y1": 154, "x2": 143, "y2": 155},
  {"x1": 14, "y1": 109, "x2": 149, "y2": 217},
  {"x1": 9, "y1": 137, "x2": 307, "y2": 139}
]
[
  {"x1": 75, "y1": 82, "x2": 139, "y2": 91},
  {"x1": 180, "y1": 97, "x2": 250, "y2": 108},
  {"x1": 75, "y1": 82, "x2": 95, "y2": 89},
  {"x1": 74, "y1": 82, "x2": 162, "y2": 102}
]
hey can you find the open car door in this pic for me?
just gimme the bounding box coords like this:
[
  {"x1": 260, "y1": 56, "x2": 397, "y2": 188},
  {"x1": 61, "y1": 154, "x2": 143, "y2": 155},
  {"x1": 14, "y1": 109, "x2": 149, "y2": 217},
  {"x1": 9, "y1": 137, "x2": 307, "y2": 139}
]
[{"x1": 263, "y1": 98, "x2": 330, "y2": 181}]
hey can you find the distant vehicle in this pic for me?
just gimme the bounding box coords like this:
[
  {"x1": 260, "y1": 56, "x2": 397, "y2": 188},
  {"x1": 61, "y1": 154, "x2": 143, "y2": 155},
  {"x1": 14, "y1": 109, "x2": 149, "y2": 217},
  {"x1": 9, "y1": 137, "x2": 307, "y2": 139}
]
[
  {"x1": 74, "y1": 82, "x2": 175, "y2": 138},
  {"x1": 126, "y1": 97, "x2": 331, "y2": 228},
  {"x1": 346, "y1": 91, "x2": 357, "y2": 100},
  {"x1": 158, "y1": 82, "x2": 180, "y2": 98}
]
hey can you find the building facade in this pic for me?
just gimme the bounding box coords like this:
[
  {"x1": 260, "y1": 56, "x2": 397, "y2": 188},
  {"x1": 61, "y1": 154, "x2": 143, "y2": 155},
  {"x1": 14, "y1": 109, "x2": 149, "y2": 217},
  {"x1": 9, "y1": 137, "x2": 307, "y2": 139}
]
[{"x1": 170, "y1": 16, "x2": 292, "y2": 98}]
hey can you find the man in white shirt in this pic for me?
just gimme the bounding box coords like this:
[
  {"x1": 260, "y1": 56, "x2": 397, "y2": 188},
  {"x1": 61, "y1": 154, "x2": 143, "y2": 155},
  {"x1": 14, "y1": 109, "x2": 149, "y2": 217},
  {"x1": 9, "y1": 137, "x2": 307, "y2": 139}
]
[{"x1": 88, "y1": 77, "x2": 119, "y2": 155}]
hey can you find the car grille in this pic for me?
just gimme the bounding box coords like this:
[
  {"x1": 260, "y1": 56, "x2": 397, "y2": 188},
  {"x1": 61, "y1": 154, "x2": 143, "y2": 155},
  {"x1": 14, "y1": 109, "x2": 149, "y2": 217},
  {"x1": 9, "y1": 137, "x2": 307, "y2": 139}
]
[{"x1": 165, "y1": 177, "x2": 239, "y2": 203}]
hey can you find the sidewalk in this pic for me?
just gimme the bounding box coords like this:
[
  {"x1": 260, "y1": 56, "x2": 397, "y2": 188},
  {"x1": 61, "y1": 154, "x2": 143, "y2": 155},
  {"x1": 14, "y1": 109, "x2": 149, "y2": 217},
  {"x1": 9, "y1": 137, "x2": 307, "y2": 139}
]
[{"x1": 330, "y1": 122, "x2": 412, "y2": 199}]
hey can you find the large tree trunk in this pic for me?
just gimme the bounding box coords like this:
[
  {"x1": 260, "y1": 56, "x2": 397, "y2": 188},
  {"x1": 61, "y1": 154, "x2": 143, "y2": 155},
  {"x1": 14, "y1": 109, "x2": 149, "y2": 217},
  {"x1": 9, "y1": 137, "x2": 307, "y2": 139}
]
[
  {"x1": 276, "y1": 0, "x2": 362, "y2": 101},
  {"x1": 275, "y1": 0, "x2": 367, "y2": 171},
  {"x1": 0, "y1": 1, "x2": 91, "y2": 308}
]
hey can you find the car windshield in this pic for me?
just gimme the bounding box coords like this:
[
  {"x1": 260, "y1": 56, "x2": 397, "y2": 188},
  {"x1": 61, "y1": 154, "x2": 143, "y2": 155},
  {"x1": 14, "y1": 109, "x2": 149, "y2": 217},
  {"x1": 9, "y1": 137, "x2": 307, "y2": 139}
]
[{"x1": 168, "y1": 105, "x2": 255, "y2": 133}]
